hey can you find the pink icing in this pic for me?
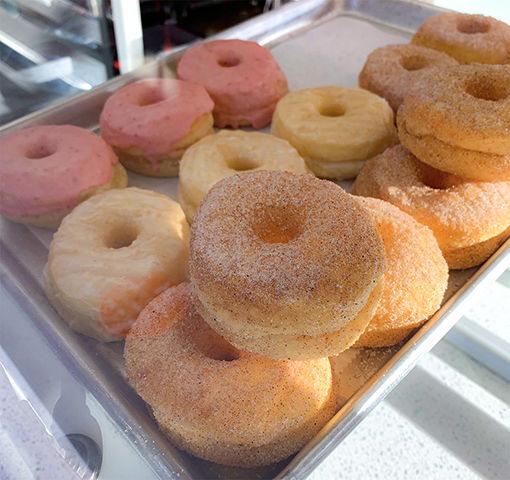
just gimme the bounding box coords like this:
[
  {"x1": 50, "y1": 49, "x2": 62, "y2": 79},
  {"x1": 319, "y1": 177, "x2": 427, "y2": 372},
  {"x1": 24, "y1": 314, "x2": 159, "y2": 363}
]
[
  {"x1": 177, "y1": 39, "x2": 289, "y2": 129},
  {"x1": 0, "y1": 125, "x2": 118, "y2": 216},
  {"x1": 99, "y1": 78, "x2": 214, "y2": 165}
]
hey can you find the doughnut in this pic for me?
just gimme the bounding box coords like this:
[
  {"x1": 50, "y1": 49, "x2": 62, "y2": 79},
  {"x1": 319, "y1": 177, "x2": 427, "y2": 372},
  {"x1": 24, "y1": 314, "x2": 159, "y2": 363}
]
[
  {"x1": 177, "y1": 39, "x2": 288, "y2": 129},
  {"x1": 0, "y1": 125, "x2": 128, "y2": 229},
  {"x1": 411, "y1": 12, "x2": 510, "y2": 65},
  {"x1": 351, "y1": 145, "x2": 510, "y2": 270},
  {"x1": 124, "y1": 283, "x2": 340, "y2": 468},
  {"x1": 270, "y1": 86, "x2": 398, "y2": 180},
  {"x1": 397, "y1": 64, "x2": 510, "y2": 181},
  {"x1": 189, "y1": 170, "x2": 386, "y2": 360},
  {"x1": 177, "y1": 130, "x2": 310, "y2": 223},
  {"x1": 44, "y1": 187, "x2": 189, "y2": 341},
  {"x1": 99, "y1": 78, "x2": 214, "y2": 177},
  {"x1": 353, "y1": 196, "x2": 448, "y2": 348},
  {"x1": 358, "y1": 44, "x2": 458, "y2": 112}
]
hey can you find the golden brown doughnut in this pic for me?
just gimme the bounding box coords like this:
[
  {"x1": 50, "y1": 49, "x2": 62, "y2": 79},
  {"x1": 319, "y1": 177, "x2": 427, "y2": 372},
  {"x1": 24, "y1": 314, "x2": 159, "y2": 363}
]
[
  {"x1": 351, "y1": 145, "x2": 510, "y2": 270},
  {"x1": 359, "y1": 44, "x2": 458, "y2": 112},
  {"x1": 271, "y1": 86, "x2": 398, "y2": 180},
  {"x1": 411, "y1": 12, "x2": 510, "y2": 64},
  {"x1": 189, "y1": 170, "x2": 386, "y2": 359},
  {"x1": 124, "y1": 283, "x2": 340, "y2": 468},
  {"x1": 353, "y1": 197, "x2": 448, "y2": 348},
  {"x1": 397, "y1": 64, "x2": 510, "y2": 181}
]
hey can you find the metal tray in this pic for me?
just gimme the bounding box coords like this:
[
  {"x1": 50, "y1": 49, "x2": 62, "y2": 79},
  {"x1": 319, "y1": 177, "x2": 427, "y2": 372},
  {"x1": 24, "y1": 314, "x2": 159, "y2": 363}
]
[{"x1": 1, "y1": 1, "x2": 509, "y2": 478}]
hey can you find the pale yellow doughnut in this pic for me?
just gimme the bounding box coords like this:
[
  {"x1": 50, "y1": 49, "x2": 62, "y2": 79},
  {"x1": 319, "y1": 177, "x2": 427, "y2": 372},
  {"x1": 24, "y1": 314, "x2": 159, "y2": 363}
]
[
  {"x1": 44, "y1": 187, "x2": 189, "y2": 341},
  {"x1": 177, "y1": 130, "x2": 310, "y2": 223},
  {"x1": 270, "y1": 86, "x2": 398, "y2": 180}
]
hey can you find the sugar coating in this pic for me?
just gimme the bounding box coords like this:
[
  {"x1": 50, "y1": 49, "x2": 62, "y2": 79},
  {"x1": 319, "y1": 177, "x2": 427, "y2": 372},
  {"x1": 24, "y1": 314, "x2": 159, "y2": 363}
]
[
  {"x1": 124, "y1": 284, "x2": 339, "y2": 468},
  {"x1": 189, "y1": 170, "x2": 386, "y2": 358},
  {"x1": 411, "y1": 12, "x2": 510, "y2": 64},
  {"x1": 398, "y1": 64, "x2": 510, "y2": 158},
  {"x1": 359, "y1": 43, "x2": 458, "y2": 112},
  {"x1": 351, "y1": 145, "x2": 510, "y2": 270},
  {"x1": 353, "y1": 196, "x2": 449, "y2": 348}
]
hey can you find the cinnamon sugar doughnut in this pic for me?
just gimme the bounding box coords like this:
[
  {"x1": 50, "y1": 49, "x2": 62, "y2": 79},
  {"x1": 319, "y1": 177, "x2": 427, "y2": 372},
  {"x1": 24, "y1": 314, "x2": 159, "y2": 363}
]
[
  {"x1": 177, "y1": 39, "x2": 288, "y2": 129},
  {"x1": 100, "y1": 78, "x2": 214, "y2": 177},
  {"x1": 271, "y1": 86, "x2": 398, "y2": 180},
  {"x1": 351, "y1": 145, "x2": 510, "y2": 270},
  {"x1": 353, "y1": 197, "x2": 448, "y2": 348},
  {"x1": 177, "y1": 130, "x2": 310, "y2": 223},
  {"x1": 124, "y1": 283, "x2": 340, "y2": 468},
  {"x1": 190, "y1": 170, "x2": 386, "y2": 359},
  {"x1": 411, "y1": 12, "x2": 510, "y2": 65},
  {"x1": 44, "y1": 188, "x2": 189, "y2": 341},
  {"x1": 358, "y1": 44, "x2": 458, "y2": 112},
  {"x1": 0, "y1": 125, "x2": 127, "y2": 228},
  {"x1": 397, "y1": 64, "x2": 510, "y2": 181}
]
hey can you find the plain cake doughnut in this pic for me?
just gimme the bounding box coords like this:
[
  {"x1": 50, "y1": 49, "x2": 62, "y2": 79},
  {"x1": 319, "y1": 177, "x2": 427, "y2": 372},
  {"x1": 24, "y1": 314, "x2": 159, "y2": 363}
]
[
  {"x1": 124, "y1": 283, "x2": 340, "y2": 468},
  {"x1": 189, "y1": 170, "x2": 386, "y2": 359},
  {"x1": 0, "y1": 125, "x2": 128, "y2": 228},
  {"x1": 397, "y1": 64, "x2": 510, "y2": 181},
  {"x1": 100, "y1": 78, "x2": 214, "y2": 177},
  {"x1": 353, "y1": 197, "x2": 448, "y2": 348},
  {"x1": 44, "y1": 187, "x2": 190, "y2": 341},
  {"x1": 358, "y1": 44, "x2": 458, "y2": 112},
  {"x1": 411, "y1": 12, "x2": 510, "y2": 64},
  {"x1": 177, "y1": 39, "x2": 288, "y2": 129},
  {"x1": 271, "y1": 86, "x2": 398, "y2": 180},
  {"x1": 177, "y1": 130, "x2": 310, "y2": 223},
  {"x1": 351, "y1": 145, "x2": 510, "y2": 270}
]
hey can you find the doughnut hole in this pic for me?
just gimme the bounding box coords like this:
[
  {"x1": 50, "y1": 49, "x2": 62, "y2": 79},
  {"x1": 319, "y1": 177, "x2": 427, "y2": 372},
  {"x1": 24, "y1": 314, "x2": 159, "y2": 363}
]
[
  {"x1": 401, "y1": 55, "x2": 430, "y2": 71},
  {"x1": 418, "y1": 162, "x2": 463, "y2": 189},
  {"x1": 134, "y1": 88, "x2": 168, "y2": 107},
  {"x1": 103, "y1": 222, "x2": 140, "y2": 249},
  {"x1": 217, "y1": 53, "x2": 241, "y2": 68},
  {"x1": 319, "y1": 102, "x2": 345, "y2": 117},
  {"x1": 252, "y1": 209, "x2": 303, "y2": 244},
  {"x1": 192, "y1": 324, "x2": 241, "y2": 361},
  {"x1": 225, "y1": 153, "x2": 260, "y2": 172},
  {"x1": 24, "y1": 140, "x2": 58, "y2": 159},
  {"x1": 465, "y1": 75, "x2": 510, "y2": 102},
  {"x1": 456, "y1": 16, "x2": 490, "y2": 34}
]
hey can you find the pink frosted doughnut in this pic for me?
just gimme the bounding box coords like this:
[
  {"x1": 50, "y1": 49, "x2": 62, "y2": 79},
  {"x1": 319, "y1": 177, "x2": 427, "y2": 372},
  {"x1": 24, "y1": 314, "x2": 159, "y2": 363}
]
[
  {"x1": 177, "y1": 39, "x2": 289, "y2": 129},
  {"x1": 0, "y1": 125, "x2": 127, "y2": 228},
  {"x1": 100, "y1": 78, "x2": 214, "y2": 177}
]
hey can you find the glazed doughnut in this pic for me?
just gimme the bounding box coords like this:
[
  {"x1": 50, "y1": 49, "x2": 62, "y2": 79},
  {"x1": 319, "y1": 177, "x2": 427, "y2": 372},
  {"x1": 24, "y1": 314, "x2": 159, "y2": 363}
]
[
  {"x1": 351, "y1": 145, "x2": 510, "y2": 270},
  {"x1": 100, "y1": 78, "x2": 214, "y2": 177},
  {"x1": 177, "y1": 39, "x2": 288, "y2": 129},
  {"x1": 0, "y1": 125, "x2": 127, "y2": 229},
  {"x1": 358, "y1": 44, "x2": 458, "y2": 112},
  {"x1": 124, "y1": 283, "x2": 340, "y2": 468},
  {"x1": 189, "y1": 170, "x2": 386, "y2": 360},
  {"x1": 411, "y1": 12, "x2": 510, "y2": 64},
  {"x1": 353, "y1": 196, "x2": 448, "y2": 348},
  {"x1": 177, "y1": 130, "x2": 310, "y2": 223},
  {"x1": 44, "y1": 187, "x2": 189, "y2": 341},
  {"x1": 397, "y1": 64, "x2": 510, "y2": 181},
  {"x1": 270, "y1": 86, "x2": 398, "y2": 179}
]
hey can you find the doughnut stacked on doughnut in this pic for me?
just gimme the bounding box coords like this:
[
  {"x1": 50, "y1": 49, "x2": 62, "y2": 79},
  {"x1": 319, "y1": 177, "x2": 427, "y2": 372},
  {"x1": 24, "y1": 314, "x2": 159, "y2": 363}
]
[
  {"x1": 411, "y1": 12, "x2": 510, "y2": 65},
  {"x1": 177, "y1": 39, "x2": 289, "y2": 129},
  {"x1": 397, "y1": 64, "x2": 510, "y2": 182},
  {"x1": 177, "y1": 130, "x2": 310, "y2": 223},
  {"x1": 100, "y1": 78, "x2": 214, "y2": 177},
  {"x1": 352, "y1": 146, "x2": 510, "y2": 270},
  {"x1": 189, "y1": 170, "x2": 387, "y2": 360},
  {"x1": 44, "y1": 187, "x2": 190, "y2": 341},
  {"x1": 358, "y1": 44, "x2": 458, "y2": 112},
  {"x1": 0, "y1": 125, "x2": 128, "y2": 228},
  {"x1": 271, "y1": 86, "x2": 398, "y2": 180},
  {"x1": 124, "y1": 283, "x2": 340, "y2": 468}
]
